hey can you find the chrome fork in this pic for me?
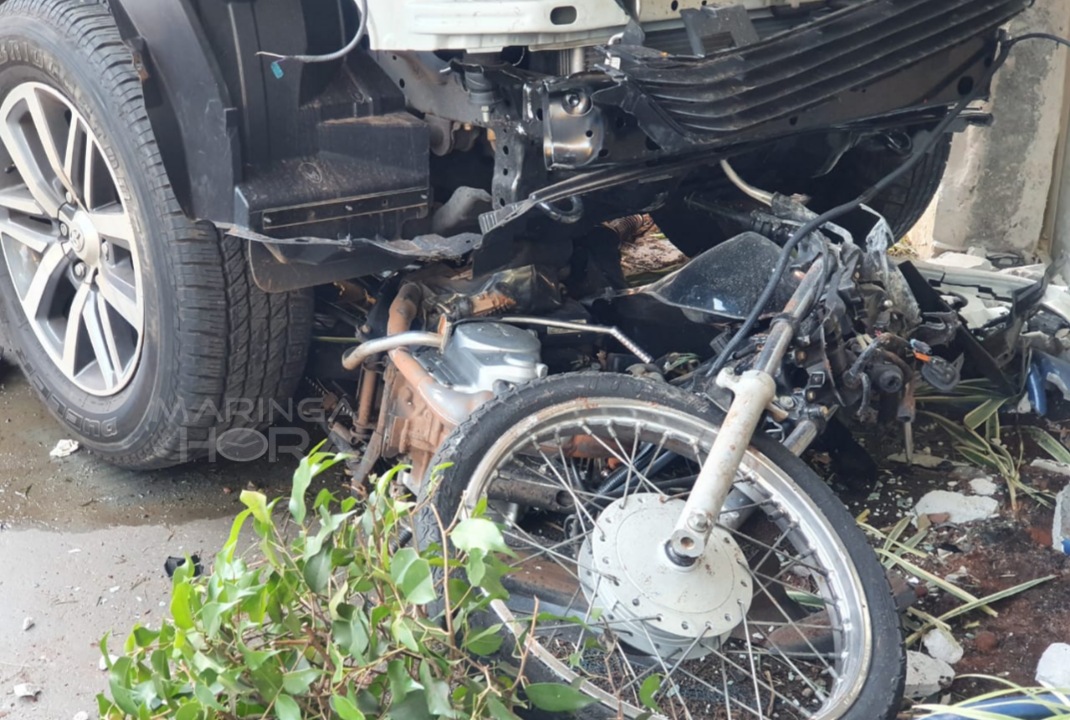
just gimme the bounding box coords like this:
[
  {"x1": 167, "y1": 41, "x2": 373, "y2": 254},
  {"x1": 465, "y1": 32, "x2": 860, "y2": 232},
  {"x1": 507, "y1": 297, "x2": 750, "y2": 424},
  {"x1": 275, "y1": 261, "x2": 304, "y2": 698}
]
[{"x1": 668, "y1": 259, "x2": 827, "y2": 562}]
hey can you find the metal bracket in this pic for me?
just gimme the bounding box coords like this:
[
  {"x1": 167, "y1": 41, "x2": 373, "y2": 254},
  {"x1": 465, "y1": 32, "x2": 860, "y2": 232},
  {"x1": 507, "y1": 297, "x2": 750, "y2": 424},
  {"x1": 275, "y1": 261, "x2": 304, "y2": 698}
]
[{"x1": 223, "y1": 223, "x2": 483, "y2": 259}]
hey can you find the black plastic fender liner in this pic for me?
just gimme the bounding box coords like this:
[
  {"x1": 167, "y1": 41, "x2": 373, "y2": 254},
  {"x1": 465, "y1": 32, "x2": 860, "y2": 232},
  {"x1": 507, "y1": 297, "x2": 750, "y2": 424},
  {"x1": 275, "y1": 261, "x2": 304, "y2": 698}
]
[
  {"x1": 588, "y1": 0, "x2": 1028, "y2": 153},
  {"x1": 107, "y1": 0, "x2": 240, "y2": 222}
]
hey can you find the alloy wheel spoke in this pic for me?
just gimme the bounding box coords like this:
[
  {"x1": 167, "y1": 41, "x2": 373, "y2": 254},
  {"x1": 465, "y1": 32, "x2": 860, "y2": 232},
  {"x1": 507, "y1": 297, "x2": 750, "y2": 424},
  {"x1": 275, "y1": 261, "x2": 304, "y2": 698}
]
[
  {"x1": 0, "y1": 82, "x2": 144, "y2": 397},
  {"x1": 89, "y1": 205, "x2": 135, "y2": 246},
  {"x1": 82, "y1": 290, "x2": 120, "y2": 386},
  {"x1": 97, "y1": 265, "x2": 141, "y2": 328},
  {"x1": 61, "y1": 283, "x2": 91, "y2": 377},
  {"x1": 0, "y1": 104, "x2": 63, "y2": 217},
  {"x1": 0, "y1": 184, "x2": 46, "y2": 217},
  {"x1": 0, "y1": 215, "x2": 54, "y2": 253},
  {"x1": 20, "y1": 243, "x2": 69, "y2": 320},
  {"x1": 23, "y1": 86, "x2": 75, "y2": 198}
]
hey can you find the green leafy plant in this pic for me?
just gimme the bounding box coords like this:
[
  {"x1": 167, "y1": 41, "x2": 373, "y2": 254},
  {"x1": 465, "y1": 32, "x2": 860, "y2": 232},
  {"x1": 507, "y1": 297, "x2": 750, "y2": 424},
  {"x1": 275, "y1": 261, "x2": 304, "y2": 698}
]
[{"x1": 98, "y1": 449, "x2": 554, "y2": 719}]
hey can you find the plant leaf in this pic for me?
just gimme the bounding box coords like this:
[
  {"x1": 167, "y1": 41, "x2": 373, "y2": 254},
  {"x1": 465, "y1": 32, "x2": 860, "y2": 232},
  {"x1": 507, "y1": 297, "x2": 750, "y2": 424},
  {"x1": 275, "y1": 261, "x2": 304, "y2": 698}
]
[
  {"x1": 452, "y1": 518, "x2": 513, "y2": 556},
  {"x1": 464, "y1": 624, "x2": 504, "y2": 656},
  {"x1": 282, "y1": 667, "x2": 322, "y2": 696},
  {"x1": 241, "y1": 490, "x2": 272, "y2": 527},
  {"x1": 525, "y1": 683, "x2": 596, "y2": 713},
  {"x1": 274, "y1": 694, "x2": 301, "y2": 720},
  {"x1": 391, "y1": 547, "x2": 437, "y2": 605},
  {"x1": 332, "y1": 695, "x2": 366, "y2": 720},
  {"x1": 1023, "y1": 426, "x2": 1070, "y2": 465},
  {"x1": 170, "y1": 580, "x2": 195, "y2": 630},
  {"x1": 639, "y1": 674, "x2": 663, "y2": 711},
  {"x1": 964, "y1": 398, "x2": 1006, "y2": 431},
  {"x1": 289, "y1": 456, "x2": 315, "y2": 524},
  {"x1": 303, "y1": 543, "x2": 333, "y2": 594}
]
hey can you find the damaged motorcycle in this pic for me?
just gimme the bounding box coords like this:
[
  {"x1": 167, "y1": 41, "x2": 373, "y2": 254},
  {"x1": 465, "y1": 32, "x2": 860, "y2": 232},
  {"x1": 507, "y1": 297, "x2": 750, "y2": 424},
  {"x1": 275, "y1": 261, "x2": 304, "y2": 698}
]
[{"x1": 5, "y1": 0, "x2": 1070, "y2": 717}]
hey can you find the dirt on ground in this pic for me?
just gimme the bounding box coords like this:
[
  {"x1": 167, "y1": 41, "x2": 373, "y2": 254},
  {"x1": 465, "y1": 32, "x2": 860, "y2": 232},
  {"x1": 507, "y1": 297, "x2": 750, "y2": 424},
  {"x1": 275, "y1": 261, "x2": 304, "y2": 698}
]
[{"x1": 827, "y1": 420, "x2": 1070, "y2": 703}]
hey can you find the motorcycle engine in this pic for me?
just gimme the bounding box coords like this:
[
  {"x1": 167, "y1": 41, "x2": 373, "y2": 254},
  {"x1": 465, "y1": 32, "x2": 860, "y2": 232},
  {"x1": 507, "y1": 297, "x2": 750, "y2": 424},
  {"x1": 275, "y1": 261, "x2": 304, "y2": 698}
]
[{"x1": 415, "y1": 322, "x2": 548, "y2": 394}]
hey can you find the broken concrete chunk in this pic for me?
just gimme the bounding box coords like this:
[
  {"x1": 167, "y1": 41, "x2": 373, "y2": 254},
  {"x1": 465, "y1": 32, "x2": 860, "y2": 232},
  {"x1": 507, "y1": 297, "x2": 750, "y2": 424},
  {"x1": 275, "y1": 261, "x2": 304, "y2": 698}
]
[
  {"x1": 73, "y1": 712, "x2": 90, "y2": 720},
  {"x1": 13, "y1": 683, "x2": 41, "y2": 699},
  {"x1": 968, "y1": 477, "x2": 999, "y2": 496},
  {"x1": 1054, "y1": 485, "x2": 1070, "y2": 555},
  {"x1": 1032, "y1": 458, "x2": 1070, "y2": 478},
  {"x1": 914, "y1": 490, "x2": 999, "y2": 525},
  {"x1": 923, "y1": 628, "x2": 965, "y2": 665},
  {"x1": 905, "y1": 651, "x2": 955, "y2": 698},
  {"x1": 1036, "y1": 643, "x2": 1070, "y2": 688},
  {"x1": 21, "y1": 617, "x2": 34, "y2": 631},
  {"x1": 931, "y1": 252, "x2": 994, "y2": 271},
  {"x1": 888, "y1": 452, "x2": 948, "y2": 468}
]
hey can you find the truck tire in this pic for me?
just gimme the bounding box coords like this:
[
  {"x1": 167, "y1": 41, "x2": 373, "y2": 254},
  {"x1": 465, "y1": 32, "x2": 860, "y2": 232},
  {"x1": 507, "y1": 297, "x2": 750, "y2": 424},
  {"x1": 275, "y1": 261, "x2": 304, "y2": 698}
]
[
  {"x1": 809, "y1": 131, "x2": 953, "y2": 241},
  {"x1": 0, "y1": 0, "x2": 312, "y2": 469}
]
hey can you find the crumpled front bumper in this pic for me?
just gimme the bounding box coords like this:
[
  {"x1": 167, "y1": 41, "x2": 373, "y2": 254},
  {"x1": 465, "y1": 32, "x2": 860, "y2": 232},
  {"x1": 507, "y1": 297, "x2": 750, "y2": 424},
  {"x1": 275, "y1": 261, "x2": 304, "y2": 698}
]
[{"x1": 540, "y1": 0, "x2": 1029, "y2": 167}]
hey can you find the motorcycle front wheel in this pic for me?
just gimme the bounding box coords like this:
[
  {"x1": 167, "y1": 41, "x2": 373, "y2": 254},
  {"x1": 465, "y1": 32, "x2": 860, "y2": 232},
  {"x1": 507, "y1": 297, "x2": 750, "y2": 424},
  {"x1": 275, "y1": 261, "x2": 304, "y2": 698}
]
[{"x1": 419, "y1": 373, "x2": 904, "y2": 720}]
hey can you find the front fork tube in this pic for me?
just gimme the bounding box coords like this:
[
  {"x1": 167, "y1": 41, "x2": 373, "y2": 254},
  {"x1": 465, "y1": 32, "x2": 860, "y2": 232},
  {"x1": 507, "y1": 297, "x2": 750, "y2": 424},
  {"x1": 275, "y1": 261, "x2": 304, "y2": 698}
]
[{"x1": 668, "y1": 260, "x2": 826, "y2": 561}]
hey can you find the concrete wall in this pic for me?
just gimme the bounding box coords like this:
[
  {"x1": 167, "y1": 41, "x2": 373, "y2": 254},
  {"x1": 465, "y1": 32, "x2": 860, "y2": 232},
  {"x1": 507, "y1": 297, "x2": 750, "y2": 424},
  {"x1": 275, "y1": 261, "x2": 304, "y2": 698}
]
[{"x1": 932, "y1": 0, "x2": 1070, "y2": 262}]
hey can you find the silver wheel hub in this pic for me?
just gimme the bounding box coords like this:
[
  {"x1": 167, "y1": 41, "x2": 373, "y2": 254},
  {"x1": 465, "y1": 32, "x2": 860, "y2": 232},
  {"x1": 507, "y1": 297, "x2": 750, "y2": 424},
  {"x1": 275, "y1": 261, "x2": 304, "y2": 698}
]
[
  {"x1": 579, "y1": 494, "x2": 753, "y2": 661},
  {"x1": 0, "y1": 82, "x2": 144, "y2": 396}
]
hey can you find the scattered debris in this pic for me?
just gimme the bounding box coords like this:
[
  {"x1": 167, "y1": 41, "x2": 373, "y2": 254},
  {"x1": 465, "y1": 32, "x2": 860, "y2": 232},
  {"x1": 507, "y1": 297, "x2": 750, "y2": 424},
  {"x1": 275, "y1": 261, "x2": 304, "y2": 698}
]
[
  {"x1": 914, "y1": 490, "x2": 999, "y2": 525},
  {"x1": 13, "y1": 683, "x2": 41, "y2": 700},
  {"x1": 968, "y1": 477, "x2": 999, "y2": 496},
  {"x1": 973, "y1": 630, "x2": 1000, "y2": 654},
  {"x1": 73, "y1": 712, "x2": 90, "y2": 720},
  {"x1": 1031, "y1": 458, "x2": 1070, "y2": 478},
  {"x1": 1035, "y1": 643, "x2": 1070, "y2": 688},
  {"x1": 1053, "y1": 484, "x2": 1070, "y2": 555},
  {"x1": 930, "y1": 251, "x2": 994, "y2": 271},
  {"x1": 888, "y1": 451, "x2": 950, "y2": 468},
  {"x1": 99, "y1": 655, "x2": 119, "y2": 671},
  {"x1": 21, "y1": 617, "x2": 33, "y2": 631},
  {"x1": 48, "y1": 439, "x2": 80, "y2": 459},
  {"x1": 923, "y1": 628, "x2": 965, "y2": 665},
  {"x1": 164, "y1": 555, "x2": 203, "y2": 578},
  {"x1": 905, "y1": 650, "x2": 955, "y2": 698}
]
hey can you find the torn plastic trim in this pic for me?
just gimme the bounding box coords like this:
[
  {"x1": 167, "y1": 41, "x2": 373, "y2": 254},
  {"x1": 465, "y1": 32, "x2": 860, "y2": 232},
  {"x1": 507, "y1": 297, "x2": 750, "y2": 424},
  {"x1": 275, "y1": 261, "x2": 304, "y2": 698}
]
[
  {"x1": 221, "y1": 223, "x2": 483, "y2": 262},
  {"x1": 479, "y1": 146, "x2": 726, "y2": 233}
]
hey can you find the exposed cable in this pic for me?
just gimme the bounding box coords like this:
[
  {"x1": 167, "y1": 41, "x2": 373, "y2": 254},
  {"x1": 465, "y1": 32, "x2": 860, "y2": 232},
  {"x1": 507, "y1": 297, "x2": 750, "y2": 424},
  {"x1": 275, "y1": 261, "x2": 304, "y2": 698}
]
[
  {"x1": 259, "y1": 0, "x2": 369, "y2": 66},
  {"x1": 707, "y1": 31, "x2": 1069, "y2": 377},
  {"x1": 720, "y1": 159, "x2": 774, "y2": 206}
]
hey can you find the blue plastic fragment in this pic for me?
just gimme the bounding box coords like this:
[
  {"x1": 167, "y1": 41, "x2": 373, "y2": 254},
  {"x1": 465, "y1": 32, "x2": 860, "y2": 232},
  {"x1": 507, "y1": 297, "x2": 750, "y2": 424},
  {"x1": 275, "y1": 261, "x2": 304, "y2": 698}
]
[
  {"x1": 1028, "y1": 361, "x2": 1048, "y2": 417},
  {"x1": 922, "y1": 694, "x2": 1066, "y2": 720},
  {"x1": 1062, "y1": 538, "x2": 1070, "y2": 555},
  {"x1": 271, "y1": 60, "x2": 285, "y2": 79}
]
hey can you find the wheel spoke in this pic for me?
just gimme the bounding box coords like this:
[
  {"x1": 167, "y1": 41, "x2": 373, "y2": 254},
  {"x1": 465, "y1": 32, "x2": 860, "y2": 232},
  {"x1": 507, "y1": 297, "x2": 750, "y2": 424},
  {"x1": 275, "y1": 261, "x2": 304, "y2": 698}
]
[
  {"x1": 0, "y1": 184, "x2": 46, "y2": 217},
  {"x1": 97, "y1": 265, "x2": 141, "y2": 328},
  {"x1": 20, "y1": 243, "x2": 68, "y2": 320},
  {"x1": 88, "y1": 205, "x2": 135, "y2": 246},
  {"x1": 0, "y1": 82, "x2": 144, "y2": 397},
  {"x1": 0, "y1": 98, "x2": 63, "y2": 217},
  {"x1": 23, "y1": 87, "x2": 74, "y2": 195},
  {"x1": 82, "y1": 290, "x2": 120, "y2": 386},
  {"x1": 61, "y1": 283, "x2": 91, "y2": 377},
  {"x1": 0, "y1": 215, "x2": 54, "y2": 253}
]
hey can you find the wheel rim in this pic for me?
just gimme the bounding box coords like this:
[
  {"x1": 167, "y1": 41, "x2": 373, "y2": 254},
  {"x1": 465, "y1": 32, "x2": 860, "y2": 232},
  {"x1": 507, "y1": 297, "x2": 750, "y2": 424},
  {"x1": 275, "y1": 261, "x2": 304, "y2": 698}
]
[
  {"x1": 457, "y1": 398, "x2": 874, "y2": 719},
  {"x1": 0, "y1": 82, "x2": 144, "y2": 396}
]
